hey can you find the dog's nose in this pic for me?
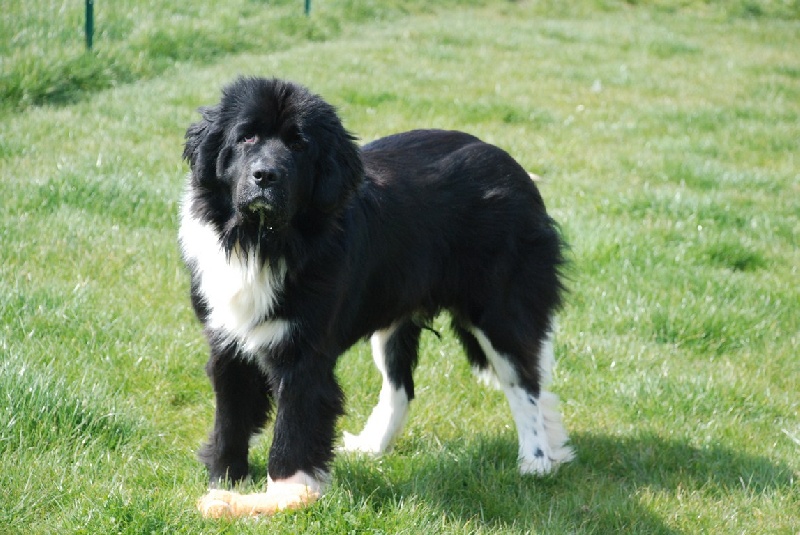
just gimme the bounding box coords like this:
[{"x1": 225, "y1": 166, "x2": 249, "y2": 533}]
[{"x1": 252, "y1": 166, "x2": 280, "y2": 187}]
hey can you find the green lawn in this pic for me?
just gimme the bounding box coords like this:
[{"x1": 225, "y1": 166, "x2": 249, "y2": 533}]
[{"x1": 1, "y1": 1, "x2": 798, "y2": 533}]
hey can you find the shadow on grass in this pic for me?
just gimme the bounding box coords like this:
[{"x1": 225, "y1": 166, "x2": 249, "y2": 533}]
[{"x1": 330, "y1": 432, "x2": 797, "y2": 533}]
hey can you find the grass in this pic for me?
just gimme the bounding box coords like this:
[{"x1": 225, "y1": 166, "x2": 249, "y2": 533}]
[
  {"x1": 0, "y1": 0, "x2": 489, "y2": 112},
  {"x1": 1, "y1": 0, "x2": 798, "y2": 533}
]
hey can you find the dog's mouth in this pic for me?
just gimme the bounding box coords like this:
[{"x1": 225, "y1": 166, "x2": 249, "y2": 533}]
[
  {"x1": 239, "y1": 192, "x2": 287, "y2": 229},
  {"x1": 246, "y1": 198, "x2": 273, "y2": 215}
]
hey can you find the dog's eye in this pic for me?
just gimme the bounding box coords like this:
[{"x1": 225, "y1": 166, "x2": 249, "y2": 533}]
[
  {"x1": 240, "y1": 135, "x2": 258, "y2": 145},
  {"x1": 288, "y1": 137, "x2": 307, "y2": 152}
]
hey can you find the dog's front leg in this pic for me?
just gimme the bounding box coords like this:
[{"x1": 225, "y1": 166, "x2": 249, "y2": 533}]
[
  {"x1": 199, "y1": 345, "x2": 273, "y2": 486},
  {"x1": 199, "y1": 356, "x2": 344, "y2": 518},
  {"x1": 268, "y1": 357, "x2": 344, "y2": 493}
]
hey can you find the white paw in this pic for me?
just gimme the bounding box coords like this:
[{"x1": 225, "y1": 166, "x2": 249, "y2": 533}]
[
  {"x1": 197, "y1": 489, "x2": 237, "y2": 518},
  {"x1": 197, "y1": 485, "x2": 320, "y2": 518},
  {"x1": 519, "y1": 455, "x2": 556, "y2": 476},
  {"x1": 519, "y1": 444, "x2": 574, "y2": 476},
  {"x1": 340, "y1": 431, "x2": 384, "y2": 455}
]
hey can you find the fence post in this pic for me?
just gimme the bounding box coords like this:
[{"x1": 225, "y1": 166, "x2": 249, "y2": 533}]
[
  {"x1": 86, "y1": 0, "x2": 94, "y2": 50},
  {"x1": 305, "y1": 0, "x2": 310, "y2": 16}
]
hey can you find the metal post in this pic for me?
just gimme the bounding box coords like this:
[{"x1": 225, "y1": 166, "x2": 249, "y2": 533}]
[
  {"x1": 304, "y1": 0, "x2": 310, "y2": 16},
  {"x1": 85, "y1": 0, "x2": 94, "y2": 50}
]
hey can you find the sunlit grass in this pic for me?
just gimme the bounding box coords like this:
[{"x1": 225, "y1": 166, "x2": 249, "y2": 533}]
[{"x1": 1, "y1": 1, "x2": 798, "y2": 533}]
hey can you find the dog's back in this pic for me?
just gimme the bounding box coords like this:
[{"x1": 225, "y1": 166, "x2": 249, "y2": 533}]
[{"x1": 343, "y1": 129, "x2": 573, "y2": 475}]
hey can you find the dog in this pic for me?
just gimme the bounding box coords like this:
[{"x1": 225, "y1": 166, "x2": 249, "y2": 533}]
[{"x1": 179, "y1": 77, "x2": 574, "y2": 517}]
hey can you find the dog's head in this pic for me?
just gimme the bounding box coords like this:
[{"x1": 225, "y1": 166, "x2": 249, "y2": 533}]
[{"x1": 183, "y1": 77, "x2": 363, "y2": 253}]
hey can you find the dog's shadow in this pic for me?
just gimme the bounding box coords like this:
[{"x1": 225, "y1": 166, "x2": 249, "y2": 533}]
[{"x1": 324, "y1": 432, "x2": 796, "y2": 532}]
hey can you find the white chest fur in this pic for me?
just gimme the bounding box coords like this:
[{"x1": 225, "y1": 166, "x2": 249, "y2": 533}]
[{"x1": 179, "y1": 194, "x2": 291, "y2": 355}]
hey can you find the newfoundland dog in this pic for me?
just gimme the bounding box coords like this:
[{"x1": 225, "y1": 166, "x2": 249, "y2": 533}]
[{"x1": 180, "y1": 77, "x2": 573, "y2": 517}]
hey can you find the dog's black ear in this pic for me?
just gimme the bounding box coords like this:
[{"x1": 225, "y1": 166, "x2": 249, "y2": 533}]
[
  {"x1": 312, "y1": 131, "x2": 364, "y2": 214},
  {"x1": 183, "y1": 106, "x2": 216, "y2": 166},
  {"x1": 183, "y1": 105, "x2": 225, "y2": 184}
]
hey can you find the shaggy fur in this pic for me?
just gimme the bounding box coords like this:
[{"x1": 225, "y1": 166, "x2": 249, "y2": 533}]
[{"x1": 179, "y1": 77, "x2": 573, "y2": 500}]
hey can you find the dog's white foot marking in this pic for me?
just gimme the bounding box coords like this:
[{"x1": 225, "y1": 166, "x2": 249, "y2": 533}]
[
  {"x1": 516, "y1": 390, "x2": 575, "y2": 475},
  {"x1": 341, "y1": 383, "x2": 408, "y2": 454},
  {"x1": 471, "y1": 327, "x2": 574, "y2": 476},
  {"x1": 342, "y1": 326, "x2": 409, "y2": 454},
  {"x1": 196, "y1": 471, "x2": 325, "y2": 518}
]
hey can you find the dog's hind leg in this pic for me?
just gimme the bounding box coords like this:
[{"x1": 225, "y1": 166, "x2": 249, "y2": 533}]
[
  {"x1": 467, "y1": 324, "x2": 573, "y2": 475},
  {"x1": 342, "y1": 320, "x2": 421, "y2": 454}
]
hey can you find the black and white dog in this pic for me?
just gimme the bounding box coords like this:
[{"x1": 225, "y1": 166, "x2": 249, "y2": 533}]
[{"x1": 180, "y1": 77, "x2": 573, "y2": 512}]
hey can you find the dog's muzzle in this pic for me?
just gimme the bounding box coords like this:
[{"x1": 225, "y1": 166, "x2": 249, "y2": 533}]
[
  {"x1": 238, "y1": 180, "x2": 287, "y2": 228},
  {"x1": 237, "y1": 157, "x2": 292, "y2": 226},
  {"x1": 240, "y1": 189, "x2": 281, "y2": 221}
]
